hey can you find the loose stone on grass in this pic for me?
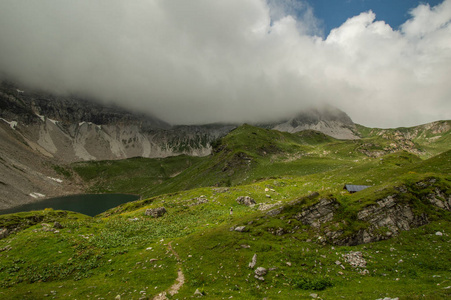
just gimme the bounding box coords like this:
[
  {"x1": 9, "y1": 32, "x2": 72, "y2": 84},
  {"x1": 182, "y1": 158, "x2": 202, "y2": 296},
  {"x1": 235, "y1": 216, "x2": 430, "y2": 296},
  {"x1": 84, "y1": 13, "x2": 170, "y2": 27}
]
[
  {"x1": 249, "y1": 254, "x2": 257, "y2": 269},
  {"x1": 234, "y1": 226, "x2": 247, "y2": 232}
]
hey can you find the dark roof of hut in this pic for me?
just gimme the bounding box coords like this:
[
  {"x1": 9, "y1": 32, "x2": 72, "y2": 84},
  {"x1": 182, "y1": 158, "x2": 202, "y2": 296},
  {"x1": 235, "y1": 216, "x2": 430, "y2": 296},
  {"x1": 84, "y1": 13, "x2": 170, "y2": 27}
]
[{"x1": 344, "y1": 184, "x2": 371, "y2": 193}]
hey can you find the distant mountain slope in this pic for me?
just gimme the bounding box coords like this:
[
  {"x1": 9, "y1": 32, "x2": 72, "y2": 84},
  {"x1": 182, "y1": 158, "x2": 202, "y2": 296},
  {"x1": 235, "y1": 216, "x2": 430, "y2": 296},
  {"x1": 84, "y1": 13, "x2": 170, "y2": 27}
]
[
  {"x1": 0, "y1": 121, "x2": 83, "y2": 209},
  {"x1": 264, "y1": 106, "x2": 360, "y2": 139},
  {"x1": 1, "y1": 80, "x2": 450, "y2": 210},
  {"x1": 0, "y1": 81, "x2": 363, "y2": 164},
  {"x1": 356, "y1": 120, "x2": 451, "y2": 158},
  {"x1": 0, "y1": 81, "x2": 234, "y2": 162}
]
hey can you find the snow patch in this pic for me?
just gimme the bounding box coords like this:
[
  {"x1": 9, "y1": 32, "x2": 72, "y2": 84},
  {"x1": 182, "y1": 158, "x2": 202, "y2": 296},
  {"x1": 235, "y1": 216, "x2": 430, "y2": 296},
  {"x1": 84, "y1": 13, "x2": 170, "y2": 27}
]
[
  {"x1": 29, "y1": 192, "x2": 46, "y2": 199},
  {"x1": 36, "y1": 113, "x2": 45, "y2": 122},
  {"x1": 0, "y1": 118, "x2": 18, "y2": 130},
  {"x1": 78, "y1": 121, "x2": 97, "y2": 127},
  {"x1": 48, "y1": 118, "x2": 59, "y2": 125},
  {"x1": 16, "y1": 89, "x2": 24, "y2": 93},
  {"x1": 47, "y1": 176, "x2": 63, "y2": 183}
]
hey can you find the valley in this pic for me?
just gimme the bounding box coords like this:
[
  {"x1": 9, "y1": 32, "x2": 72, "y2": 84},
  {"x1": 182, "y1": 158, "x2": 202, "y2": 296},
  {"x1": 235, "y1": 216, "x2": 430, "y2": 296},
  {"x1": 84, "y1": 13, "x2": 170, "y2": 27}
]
[{"x1": 0, "y1": 83, "x2": 450, "y2": 299}]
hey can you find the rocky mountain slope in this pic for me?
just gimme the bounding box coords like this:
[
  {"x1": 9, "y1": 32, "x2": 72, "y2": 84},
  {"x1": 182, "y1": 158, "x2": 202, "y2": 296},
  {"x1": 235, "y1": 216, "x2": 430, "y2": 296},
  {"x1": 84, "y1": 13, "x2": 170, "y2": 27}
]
[
  {"x1": 1, "y1": 81, "x2": 449, "y2": 211},
  {"x1": 0, "y1": 82, "x2": 235, "y2": 162},
  {"x1": 0, "y1": 82, "x2": 362, "y2": 163},
  {"x1": 261, "y1": 106, "x2": 359, "y2": 139}
]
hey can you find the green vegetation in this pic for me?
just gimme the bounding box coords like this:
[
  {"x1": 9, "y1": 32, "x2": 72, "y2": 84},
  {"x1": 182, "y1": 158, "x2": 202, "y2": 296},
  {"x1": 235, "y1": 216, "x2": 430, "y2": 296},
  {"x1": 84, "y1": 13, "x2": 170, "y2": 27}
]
[{"x1": 1, "y1": 123, "x2": 450, "y2": 299}]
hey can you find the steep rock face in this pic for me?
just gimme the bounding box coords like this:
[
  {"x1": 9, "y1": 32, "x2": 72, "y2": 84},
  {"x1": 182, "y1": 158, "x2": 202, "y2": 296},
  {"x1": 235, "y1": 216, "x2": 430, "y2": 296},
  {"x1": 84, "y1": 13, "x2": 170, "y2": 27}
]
[
  {"x1": 0, "y1": 82, "x2": 234, "y2": 162},
  {"x1": 0, "y1": 121, "x2": 83, "y2": 209},
  {"x1": 261, "y1": 179, "x2": 450, "y2": 246}
]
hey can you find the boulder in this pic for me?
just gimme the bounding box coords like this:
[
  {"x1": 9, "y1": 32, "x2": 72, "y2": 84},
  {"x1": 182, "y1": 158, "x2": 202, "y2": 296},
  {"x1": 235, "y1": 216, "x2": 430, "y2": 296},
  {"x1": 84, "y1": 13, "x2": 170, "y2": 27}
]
[
  {"x1": 254, "y1": 267, "x2": 267, "y2": 276},
  {"x1": 194, "y1": 289, "x2": 203, "y2": 296},
  {"x1": 0, "y1": 228, "x2": 8, "y2": 239},
  {"x1": 145, "y1": 207, "x2": 167, "y2": 218},
  {"x1": 54, "y1": 221, "x2": 63, "y2": 229},
  {"x1": 248, "y1": 254, "x2": 257, "y2": 269},
  {"x1": 236, "y1": 196, "x2": 256, "y2": 206},
  {"x1": 234, "y1": 226, "x2": 247, "y2": 232}
]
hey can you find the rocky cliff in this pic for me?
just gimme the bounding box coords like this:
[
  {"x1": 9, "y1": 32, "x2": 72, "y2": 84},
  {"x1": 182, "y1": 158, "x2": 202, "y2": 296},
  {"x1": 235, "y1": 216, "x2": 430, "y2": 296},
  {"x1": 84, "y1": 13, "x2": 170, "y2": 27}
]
[
  {"x1": 0, "y1": 82, "x2": 235, "y2": 162},
  {"x1": 0, "y1": 81, "x2": 365, "y2": 164},
  {"x1": 259, "y1": 177, "x2": 450, "y2": 246}
]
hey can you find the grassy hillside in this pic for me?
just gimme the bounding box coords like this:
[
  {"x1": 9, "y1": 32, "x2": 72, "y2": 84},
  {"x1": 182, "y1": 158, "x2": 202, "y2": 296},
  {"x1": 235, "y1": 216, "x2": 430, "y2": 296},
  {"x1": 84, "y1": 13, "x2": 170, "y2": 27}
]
[
  {"x1": 0, "y1": 123, "x2": 450, "y2": 299},
  {"x1": 71, "y1": 122, "x2": 449, "y2": 199},
  {"x1": 356, "y1": 120, "x2": 451, "y2": 158}
]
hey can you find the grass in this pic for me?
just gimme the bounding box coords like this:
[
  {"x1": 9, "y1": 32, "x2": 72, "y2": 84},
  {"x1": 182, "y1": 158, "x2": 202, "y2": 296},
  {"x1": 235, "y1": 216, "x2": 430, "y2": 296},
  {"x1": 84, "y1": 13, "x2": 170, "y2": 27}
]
[{"x1": 1, "y1": 123, "x2": 450, "y2": 299}]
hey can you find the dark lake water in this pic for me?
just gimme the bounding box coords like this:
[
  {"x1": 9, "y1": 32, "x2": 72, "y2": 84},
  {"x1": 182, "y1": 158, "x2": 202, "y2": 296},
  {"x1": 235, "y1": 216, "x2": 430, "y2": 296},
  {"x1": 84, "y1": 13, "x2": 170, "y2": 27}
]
[{"x1": 0, "y1": 194, "x2": 140, "y2": 217}]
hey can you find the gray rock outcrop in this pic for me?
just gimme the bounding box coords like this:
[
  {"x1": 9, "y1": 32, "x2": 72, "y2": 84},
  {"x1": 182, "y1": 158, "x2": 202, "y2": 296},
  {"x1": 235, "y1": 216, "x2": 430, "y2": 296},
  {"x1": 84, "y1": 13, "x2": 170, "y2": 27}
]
[
  {"x1": 145, "y1": 207, "x2": 167, "y2": 218},
  {"x1": 294, "y1": 198, "x2": 339, "y2": 228},
  {"x1": 236, "y1": 196, "x2": 256, "y2": 206}
]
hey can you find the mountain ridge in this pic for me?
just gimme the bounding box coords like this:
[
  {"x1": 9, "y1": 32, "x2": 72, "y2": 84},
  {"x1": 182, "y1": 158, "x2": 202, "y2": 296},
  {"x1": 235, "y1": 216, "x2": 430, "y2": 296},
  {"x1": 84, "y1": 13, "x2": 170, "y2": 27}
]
[
  {"x1": 0, "y1": 81, "x2": 450, "y2": 211},
  {"x1": 1, "y1": 81, "x2": 358, "y2": 163}
]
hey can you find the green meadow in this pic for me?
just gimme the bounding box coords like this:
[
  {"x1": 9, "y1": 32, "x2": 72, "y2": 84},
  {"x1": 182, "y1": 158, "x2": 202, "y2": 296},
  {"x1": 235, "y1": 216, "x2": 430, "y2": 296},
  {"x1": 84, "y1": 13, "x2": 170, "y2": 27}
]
[{"x1": 1, "y1": 123, "x2": 450, "y2": 299}]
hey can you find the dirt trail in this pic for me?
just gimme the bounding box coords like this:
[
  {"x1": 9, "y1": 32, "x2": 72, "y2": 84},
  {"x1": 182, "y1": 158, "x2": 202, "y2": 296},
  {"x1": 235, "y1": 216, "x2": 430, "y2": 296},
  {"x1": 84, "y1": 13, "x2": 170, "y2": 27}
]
[{"x1": 153, "y1": 241, "x2": 185, "y2": 300}]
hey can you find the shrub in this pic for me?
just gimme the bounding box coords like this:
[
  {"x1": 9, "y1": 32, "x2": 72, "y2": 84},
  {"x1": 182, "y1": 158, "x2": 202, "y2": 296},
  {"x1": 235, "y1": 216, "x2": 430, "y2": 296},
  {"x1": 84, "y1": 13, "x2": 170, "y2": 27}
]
[{"x1": 292, "y1": 276, "x2": 333, "y2": 291}]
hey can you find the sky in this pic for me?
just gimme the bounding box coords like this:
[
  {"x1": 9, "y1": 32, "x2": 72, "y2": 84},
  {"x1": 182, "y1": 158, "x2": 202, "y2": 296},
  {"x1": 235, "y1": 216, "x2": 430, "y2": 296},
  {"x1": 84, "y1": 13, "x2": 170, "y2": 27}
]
[{"x1": 0, "y1": 0, "x2": 450, "y2": 128}]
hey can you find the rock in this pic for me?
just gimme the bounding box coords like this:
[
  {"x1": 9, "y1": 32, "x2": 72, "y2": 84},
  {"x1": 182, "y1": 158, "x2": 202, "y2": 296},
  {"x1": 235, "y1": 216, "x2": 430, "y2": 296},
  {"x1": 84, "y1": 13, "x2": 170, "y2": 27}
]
[
  {"x1": 294, "y1": 198, "x2": 339, "y2": 228},
  {"x1": 53, "y1": 221, "x2": 63, "y2": 229},
  {"x1": 236, "y1": 196, "x2": 256, "y2": 206},
  {"x1": 310, "y1": 293, "x2": 318, "y2": 298},
  {"x1": 241, "y1": 244, "x2": 251, "y2": 248},
  {"x1": 359, "y1": 269, "x2": 369, "y2": 275},
  {"x1": 254, "y1": 267, "x2": 267, "y2": 276},
  {"x1": 286, "y1": 262, "x2": 292, "y2": 267},
  {"x1": 254, "y1": 275, "x2": 265, "y2": 281},
  {"x1": 436, "y1": 231, "x2": 443, "y2": 236},
  {"x1": 266, "y1": 207, "x2": 283, "y2": 216},
  {"x1": 342, "y1": 251, "x2": 367, "y2": 268},
  {"x1": 194, "y1": 288, "x2": 203, "y2": 296},
  {"x1": 189, "y1": 196, "x2": 209, "y2": 207},
  {"x1": 145, "y1": 207, "x2": 167, "y2": 218},
  {"x1": 234, "y1": 226, "x2": 247, "y2": 232},
  {"x1": 0, "y1": 228, "x2": 9, "y2": 239},
  {"x1": 115, "y1": 295, "x2": 121, "y2": 300},
  {"x1": 249, "y1": 254, "x2": 257, "y2": 269}
]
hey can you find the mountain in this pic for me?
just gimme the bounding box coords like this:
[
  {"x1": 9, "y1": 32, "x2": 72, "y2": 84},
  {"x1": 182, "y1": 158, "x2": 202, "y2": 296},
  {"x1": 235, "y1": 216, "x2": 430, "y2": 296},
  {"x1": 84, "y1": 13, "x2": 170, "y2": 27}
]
[
  {"x1": 259, "y1": 105, "x2": 359, "y2": 139},
  {"x1": 0, "y1": 82, "x2": 364, "y2": 164},
  {"x1": 0, "y1": 126, "x2": 450, "y2": 298},
  {"x1": 1, "y1": 81, "x2": 449, "y2": 210},
  {"x1": 0, "y1": 81, "x2": 234, "y2": 162}
]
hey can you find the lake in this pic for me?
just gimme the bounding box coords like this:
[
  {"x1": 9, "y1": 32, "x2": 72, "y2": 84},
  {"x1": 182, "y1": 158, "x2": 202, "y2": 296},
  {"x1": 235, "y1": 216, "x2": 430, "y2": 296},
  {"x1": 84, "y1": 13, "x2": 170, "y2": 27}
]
[{"x1": 0, "y1": 194, "x2": 140, "y2": 217}]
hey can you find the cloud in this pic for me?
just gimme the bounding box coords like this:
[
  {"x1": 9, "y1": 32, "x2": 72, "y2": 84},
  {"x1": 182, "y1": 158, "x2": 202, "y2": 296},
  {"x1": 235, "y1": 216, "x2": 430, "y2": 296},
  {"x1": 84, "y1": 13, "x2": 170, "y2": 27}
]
[{"x1": 0, "y1": 0, "x2": 450, "y2": 127}]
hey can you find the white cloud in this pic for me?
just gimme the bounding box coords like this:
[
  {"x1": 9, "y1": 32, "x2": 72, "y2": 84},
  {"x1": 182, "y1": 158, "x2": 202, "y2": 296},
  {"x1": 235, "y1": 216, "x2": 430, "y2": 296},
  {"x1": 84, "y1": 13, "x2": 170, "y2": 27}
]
[{"x1": 0, "y1": 0, "x2": 450, "y2": 127}]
